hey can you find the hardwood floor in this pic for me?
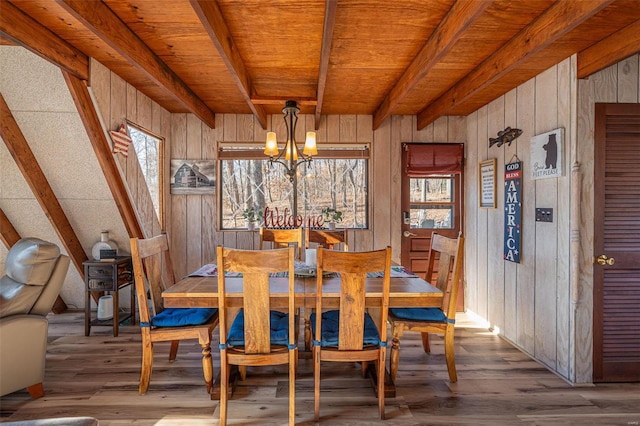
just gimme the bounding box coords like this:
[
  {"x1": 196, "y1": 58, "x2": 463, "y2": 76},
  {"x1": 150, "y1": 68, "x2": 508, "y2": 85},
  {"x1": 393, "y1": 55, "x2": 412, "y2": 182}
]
[{"x1": 1, "y1": 311, "x2": 639, "y2": 425}]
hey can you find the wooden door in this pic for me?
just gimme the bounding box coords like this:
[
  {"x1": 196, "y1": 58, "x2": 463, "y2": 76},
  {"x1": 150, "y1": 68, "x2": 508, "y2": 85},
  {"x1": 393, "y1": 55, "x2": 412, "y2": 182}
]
[
  {"x1": 401, "y1": 143, "x2": 464, "y2": 309},
  {"x1": 593, "y1": 103, "x2": 640, "y2": 382}
]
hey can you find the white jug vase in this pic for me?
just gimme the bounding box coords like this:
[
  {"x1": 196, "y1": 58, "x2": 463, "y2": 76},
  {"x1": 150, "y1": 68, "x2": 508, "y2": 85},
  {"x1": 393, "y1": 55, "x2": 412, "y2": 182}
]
[{"x1": 91, "y1": 230, "x2": 119, "y2": 260}]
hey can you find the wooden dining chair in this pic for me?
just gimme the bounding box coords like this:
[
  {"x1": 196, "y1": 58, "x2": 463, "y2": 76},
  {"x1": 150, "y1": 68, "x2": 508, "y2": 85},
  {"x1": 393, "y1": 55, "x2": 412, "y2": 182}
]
[
  {"x1": 216, "y1": 246, "x2": 297, "y2": 426},
  {"x1": 312, "y1": 246, "x2": 392, "y2": 420},
  {"x1": 305, "y1": 228, "x2": 348, "y2": 251},
  {"x1": 130, "y1": 234, "x2": 219, "y2": 395},
  {"x1": 302, "y1": 229, "x2": 348, "y2": 351},
  {"x1": 388, "y1": 231, "x2": 464, "y2": 383},
  {"x1": 259, "y1": 227, "x2": 303, "y2": 259},
  {"x1": 259, "y1": 227, "x2": 303, "y2": 342}
]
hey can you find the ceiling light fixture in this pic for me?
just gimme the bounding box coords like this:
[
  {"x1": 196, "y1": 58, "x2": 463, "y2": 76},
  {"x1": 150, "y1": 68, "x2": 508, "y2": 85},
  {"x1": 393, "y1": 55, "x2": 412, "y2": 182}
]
[
  {"x1": 264, "y1": 100, "x2": 317, "y2": 222},
  {"x1": 264, "y1": 100, "x2": 317, "y2": 182}
]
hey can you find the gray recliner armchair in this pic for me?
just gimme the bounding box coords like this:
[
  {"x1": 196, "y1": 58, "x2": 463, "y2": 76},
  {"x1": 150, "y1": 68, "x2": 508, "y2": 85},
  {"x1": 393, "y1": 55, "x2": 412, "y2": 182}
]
[{"x1": 0, "y1": 237, "x2": 70, "y2": 398}]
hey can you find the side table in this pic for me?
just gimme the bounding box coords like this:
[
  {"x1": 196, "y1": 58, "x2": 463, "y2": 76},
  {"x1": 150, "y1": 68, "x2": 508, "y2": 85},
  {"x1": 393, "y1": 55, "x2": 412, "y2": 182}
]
[{"x1": 83, "y1": 256, "x2": 135, "y2": 337}]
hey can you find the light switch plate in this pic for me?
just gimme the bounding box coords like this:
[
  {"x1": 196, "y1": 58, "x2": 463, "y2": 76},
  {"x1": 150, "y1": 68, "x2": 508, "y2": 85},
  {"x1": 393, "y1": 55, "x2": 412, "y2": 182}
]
[{"x1": 535, "y1": 208, "x2": 553, "y2": 222}]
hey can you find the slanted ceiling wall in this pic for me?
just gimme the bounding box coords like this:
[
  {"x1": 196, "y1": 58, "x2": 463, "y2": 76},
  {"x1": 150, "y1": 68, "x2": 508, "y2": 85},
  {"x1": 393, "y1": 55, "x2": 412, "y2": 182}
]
[
  {"x1": 1, "y1": 47, "x2": 165, "y2": 309},
  {"x1": 0, "y1": 46, "x2": 128, "y2": 309},
  {"x1": 464, "y1": 54, "x2": 640, "y2": 383}
]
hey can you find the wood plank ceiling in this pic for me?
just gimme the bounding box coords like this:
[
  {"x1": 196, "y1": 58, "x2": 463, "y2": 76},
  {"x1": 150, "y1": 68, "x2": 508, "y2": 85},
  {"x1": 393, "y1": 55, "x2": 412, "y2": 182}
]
[{"x1": 2, "y1": 0, "x2": 640, "y2": 130}]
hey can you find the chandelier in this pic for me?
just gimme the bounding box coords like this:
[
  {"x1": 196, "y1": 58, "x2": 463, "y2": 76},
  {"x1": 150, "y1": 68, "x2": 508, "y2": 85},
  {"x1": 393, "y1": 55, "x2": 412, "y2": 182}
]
[{"x1": 264, "y1": 100, "x2": 317, "y2": 182}]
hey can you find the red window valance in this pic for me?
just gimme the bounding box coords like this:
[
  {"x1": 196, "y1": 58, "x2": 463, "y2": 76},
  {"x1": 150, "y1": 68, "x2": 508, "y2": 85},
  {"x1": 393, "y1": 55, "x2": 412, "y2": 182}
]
[{"x1": 405, "y1": 143, "x2": 464, "y2": 176}]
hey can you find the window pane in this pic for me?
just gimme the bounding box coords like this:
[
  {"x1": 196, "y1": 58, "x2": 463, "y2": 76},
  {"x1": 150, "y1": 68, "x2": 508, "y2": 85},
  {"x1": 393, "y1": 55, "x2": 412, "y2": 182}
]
[
  {"x1": 409, "y1": 205, "x2": 453, "y2": 229},
  {"x1": 220, "y1": 158, "x2": 368, "y2": 229},
  {"x1": 128, "y1": 124, "x2": 162, "y2": 222},
  {"x1": 409, "y1": 177, "x2": 453, "y2": 202}
]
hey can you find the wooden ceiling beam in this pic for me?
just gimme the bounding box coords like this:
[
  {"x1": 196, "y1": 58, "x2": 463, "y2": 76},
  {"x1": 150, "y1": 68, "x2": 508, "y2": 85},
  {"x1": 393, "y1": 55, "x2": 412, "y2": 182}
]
[
  {"x1": 417, "y1": 0, "x2": 614, "y2": 130},
  {"x1": 578, "y1": 19, "x2": 640, "y2": 78},
  {"x1": 56, "y1": 0, "x2": 216, "y2": 129},
  {"x1": 252, "y1": 97, "x2": 318, "y2": 106},
  {"x1": 63, "y1": 71, "x2": 145, "y2": 240},
  {"x1": 190, "y1": 0, "x2": 267, "y2": 129},
  {"x1": 314, "y1": 0, "x2": 338, "y2": 129},
  {"x1": 0, "y1": 35, "x2": 16, "y2": 45},
  {"x1": 0, "y1": 93, "x2": 89, "y2": 282},
  {"x1": 0, "y1": 208, "x2": 21, "y2": 249},
  {"x1": 0, "y1": 1, "x2": 88, "y2": 80},
  {"x1": 373, "y1": 0, "x2": 490, "y2": 130}
]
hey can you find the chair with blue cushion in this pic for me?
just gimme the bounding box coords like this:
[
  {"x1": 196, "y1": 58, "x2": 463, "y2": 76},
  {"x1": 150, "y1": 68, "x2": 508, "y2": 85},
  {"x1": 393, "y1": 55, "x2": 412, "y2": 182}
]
[
  {"x1": 388, "y1": 231, "x2": 464, "y2": 383},
  {"x1": 130, "y1": 234, "x2": 218, "y2": 395},
  {"x1": 312, "y1": 246, "x2": 392, "y2": 420},
  {"x1": 303, "y1": 228, "x2": 348, "y2": 351},
  {"x1": 216, "y1": 246, "x2": 297, "y2": 426}
]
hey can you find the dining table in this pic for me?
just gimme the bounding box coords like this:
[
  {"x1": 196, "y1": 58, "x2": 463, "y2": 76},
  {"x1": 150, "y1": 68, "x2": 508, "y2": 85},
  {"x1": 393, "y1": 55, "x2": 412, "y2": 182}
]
[{"x1": 162, "y1": 263, "x2": 443, "y2": 399}]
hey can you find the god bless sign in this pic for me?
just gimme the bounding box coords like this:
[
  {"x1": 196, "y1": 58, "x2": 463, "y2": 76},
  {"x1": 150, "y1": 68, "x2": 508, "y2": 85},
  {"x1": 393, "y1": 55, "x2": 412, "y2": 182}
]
[{"x1": 504, "y1": 161, "x2": 522, "y2": 263}]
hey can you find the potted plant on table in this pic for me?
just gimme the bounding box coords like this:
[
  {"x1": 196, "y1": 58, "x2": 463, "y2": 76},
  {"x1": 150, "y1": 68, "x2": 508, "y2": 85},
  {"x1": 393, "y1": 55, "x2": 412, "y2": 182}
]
[
  {"x1": 242, "y1": 207, "x2": 263, "y2": 231},
  {"x1": 322, "y1": 207, "x2": 343, "y2": 230}
]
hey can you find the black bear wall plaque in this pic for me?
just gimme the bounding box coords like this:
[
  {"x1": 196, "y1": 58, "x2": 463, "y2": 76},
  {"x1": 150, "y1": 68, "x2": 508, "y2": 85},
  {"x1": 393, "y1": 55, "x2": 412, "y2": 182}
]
[{"x1": 531, "y1": 128, "x2": 564, "y2": 179}]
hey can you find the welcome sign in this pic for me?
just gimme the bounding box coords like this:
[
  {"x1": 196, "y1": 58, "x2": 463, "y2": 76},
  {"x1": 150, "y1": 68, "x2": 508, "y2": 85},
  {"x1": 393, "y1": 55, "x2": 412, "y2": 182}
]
[{"x1": 504, "y1": 161, "x2": 522, "y2": 263}]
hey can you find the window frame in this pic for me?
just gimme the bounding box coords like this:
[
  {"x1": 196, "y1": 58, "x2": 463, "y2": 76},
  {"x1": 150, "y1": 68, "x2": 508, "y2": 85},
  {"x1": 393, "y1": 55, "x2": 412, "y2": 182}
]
[
  {"x1": 126, "y1": 120, "x2": 165, "y2": 230},
  {"x1": 408, "y1": 175, "x2": 458, "y2": 230}
]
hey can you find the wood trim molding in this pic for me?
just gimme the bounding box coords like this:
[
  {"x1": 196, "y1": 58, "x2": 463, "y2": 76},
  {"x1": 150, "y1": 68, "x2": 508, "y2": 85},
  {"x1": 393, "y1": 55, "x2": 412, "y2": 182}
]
[
  {"x1": 577, "y1": 19, "x2": 640, "y2": 78},
  {"x1": 314, "y1": 0, "x2": 338, "y2": 129},
  {"x1": 62, "y1": 71, "x2": 145, "y2": 240},
  {"x1": 57, "y1": 0, "x2": 216, "y2": 129},
  {"x1": 0, "y1": 92, "x2": 88, "y2": 284},
  {"x1": 417, "y1": 0, "x2": 614, "y2": 129},
  {"x1": 0, "y1": 1, "x2": 88, "y2": 80},
  {"x1": 190, "y1": 0, "x2": 267, "y2": 129},
  {"x1": 373, "y1": 0, "x2": 490, "y2": 130}
]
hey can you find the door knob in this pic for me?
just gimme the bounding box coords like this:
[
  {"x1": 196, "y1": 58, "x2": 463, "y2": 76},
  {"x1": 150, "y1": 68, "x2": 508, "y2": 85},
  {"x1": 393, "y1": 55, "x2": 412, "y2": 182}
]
[
  {"x1": 403, "y1": 230, "x2": 417, "y2": 237},
  {"x1": 596, "y1": 254, "x2": 615, "y2": 265}
]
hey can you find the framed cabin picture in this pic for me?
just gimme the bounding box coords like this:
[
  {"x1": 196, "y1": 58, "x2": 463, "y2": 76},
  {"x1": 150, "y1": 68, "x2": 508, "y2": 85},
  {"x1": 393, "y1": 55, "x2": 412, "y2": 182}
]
[
  {"x1": 170, "y1": 160, "x2": 216, "y2": 195},
  {"x1": 479, "y1": 158, "x2": 497, "y2": 208}
]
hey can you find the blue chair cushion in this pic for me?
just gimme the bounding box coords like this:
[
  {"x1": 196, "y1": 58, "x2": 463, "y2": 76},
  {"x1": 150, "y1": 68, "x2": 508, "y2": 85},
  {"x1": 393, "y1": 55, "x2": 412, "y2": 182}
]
[
  {"x1": 227, "y1": 310, "x2": 289, "y2": 347},
  {"x1": 150, "y1": 307, "x2": 218, "y2": 327},
  {"x1": 389, "y1": 307, "x2": 447, "y2": 322},
  {"x1": 310, "y1": 310, "x2": 380, "y2": 347}
]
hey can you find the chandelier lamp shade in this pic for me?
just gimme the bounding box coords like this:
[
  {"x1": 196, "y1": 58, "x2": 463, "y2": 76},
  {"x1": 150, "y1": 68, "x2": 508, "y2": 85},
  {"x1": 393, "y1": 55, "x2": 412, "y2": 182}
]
[{"x1": 264, "y1": 100, "x2": 317, "y2": 182}]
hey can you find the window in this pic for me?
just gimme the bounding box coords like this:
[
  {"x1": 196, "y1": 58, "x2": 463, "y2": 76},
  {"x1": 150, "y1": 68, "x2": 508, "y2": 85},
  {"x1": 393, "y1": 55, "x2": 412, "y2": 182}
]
[
  {"x1": 409, "y1": 176, "x2": 455, "y2": 229},
  {"x1": 218, "y1": 143, "x2": 369, "y2": 230},
  {"x1": 127, "y1": 122, "x2": 164, "y2": 227}
]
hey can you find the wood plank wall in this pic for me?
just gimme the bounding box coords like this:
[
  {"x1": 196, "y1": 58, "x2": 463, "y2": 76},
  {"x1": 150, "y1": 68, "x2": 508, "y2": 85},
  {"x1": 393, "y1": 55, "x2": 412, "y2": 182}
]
[
  {"x1": 465, "y1": 57, "x2": 575, "y2": 380},
  {"x1": 167, "y1": 112, "x2": 465, "y2": 279},
  {"x1": 465, "y1": 54, "x2": 640, "y2": 383}
]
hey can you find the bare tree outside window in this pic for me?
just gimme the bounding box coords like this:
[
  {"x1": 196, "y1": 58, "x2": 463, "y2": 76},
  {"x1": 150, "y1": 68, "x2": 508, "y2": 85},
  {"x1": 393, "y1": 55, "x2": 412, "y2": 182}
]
[
  {"x1": 219, "y1": 145, "x2": 369, "y2": 230},
  {"x1": 127, "y1": 123, "x2": 163, "y2": 225},
  {"x1": 409, "y1": 176, "x2": 454, "y2": 229}
]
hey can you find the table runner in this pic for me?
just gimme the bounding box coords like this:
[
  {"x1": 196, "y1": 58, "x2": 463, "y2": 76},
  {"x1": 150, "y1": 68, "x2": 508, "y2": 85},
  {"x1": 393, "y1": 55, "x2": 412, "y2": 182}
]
[{"x1": 188, "y1": 263, "x2": 416, "y2": 278}]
